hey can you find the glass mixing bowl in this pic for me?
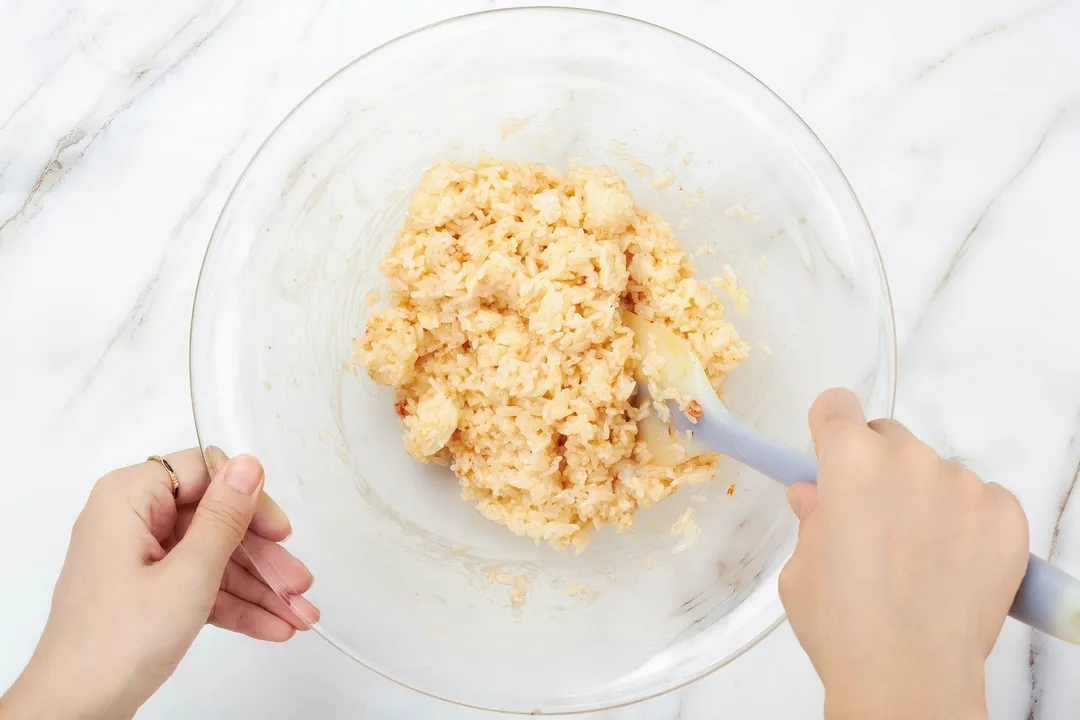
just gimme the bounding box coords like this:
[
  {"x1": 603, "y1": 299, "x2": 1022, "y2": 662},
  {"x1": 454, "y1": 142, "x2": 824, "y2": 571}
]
[{"x1": 190, "y1": 8, "x2": 895, "y2": 715}]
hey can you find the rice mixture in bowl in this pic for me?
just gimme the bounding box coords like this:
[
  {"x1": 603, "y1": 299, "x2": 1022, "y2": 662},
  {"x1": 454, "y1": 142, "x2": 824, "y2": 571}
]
[
  {"x1": 191, "y1": 10, "x2": 896, "y2": 713},
  {"x1": 354, "y1": 159, "x2": 749, "y2": 550}
]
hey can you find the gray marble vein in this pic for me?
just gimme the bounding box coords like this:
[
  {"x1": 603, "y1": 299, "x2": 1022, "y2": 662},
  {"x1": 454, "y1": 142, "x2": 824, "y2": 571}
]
[
  {"x1": 3, "y1": 1, "x2": 1080, "y2": 718},
  {"x1": 912, "y1": 0, "x2": 1068, "y2": 82},
  {"x1": 65, "y1": 151, "x2": 230, "y2": 406},
  {"x1": 927, "y1": 107, "x2": 1068, "y2": 303},
  {"x1": 0, "y1": 0, "x2": 243, "y2": 248},
  {"x1": 0, "y1": 47, "x2": 78, "y2": 134},
  {"x1": 899, "y1": 105, "x2": 1072, "y2": 362}
]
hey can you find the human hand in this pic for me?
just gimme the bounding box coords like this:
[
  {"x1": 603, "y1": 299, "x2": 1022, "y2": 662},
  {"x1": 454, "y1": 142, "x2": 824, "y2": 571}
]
[
  {"x1": 780, "y1": 389, "x2": 1029, "y2": 720},
  {"x1": 0, "y1": 449, "x2": 319, "y2": 720}
]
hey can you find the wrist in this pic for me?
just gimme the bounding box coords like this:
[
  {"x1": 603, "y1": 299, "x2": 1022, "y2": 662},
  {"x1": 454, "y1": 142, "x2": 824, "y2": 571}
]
[
  {"x1": 823, "y1": 666, "x2": 987, "y2": 720},
  {"x1": 1, "y1": 667, "x2": 78, "y2": 720},
  {"x1": 1, "y1": 649, "x2": 133, "y2": 720},
  {"x1": 827, "y1": 697, "x2": 987, "y2": 720}
]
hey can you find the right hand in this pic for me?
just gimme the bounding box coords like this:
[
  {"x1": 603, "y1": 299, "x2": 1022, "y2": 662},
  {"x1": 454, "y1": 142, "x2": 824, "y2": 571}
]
[{"x1": 779, "y1": 388, "x2": 1029, "y2": 720}]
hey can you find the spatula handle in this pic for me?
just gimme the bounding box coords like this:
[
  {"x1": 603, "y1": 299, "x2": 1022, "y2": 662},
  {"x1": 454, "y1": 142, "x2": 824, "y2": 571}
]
[
  {"x1": 723, "y1": 434, "x2": 1080, "y2": 644},
  {"x1": 690, "y1": 414, "x2": 817, "y2": 487},
  {"x1": 1010, "y1": 554, "x2": 1080, "y2": 643}
]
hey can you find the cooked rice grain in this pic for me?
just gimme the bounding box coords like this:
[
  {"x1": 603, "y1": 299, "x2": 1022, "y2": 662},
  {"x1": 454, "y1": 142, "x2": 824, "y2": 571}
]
[{"x1": 354, "y1": 159, "x2": 748, "y2": 550}]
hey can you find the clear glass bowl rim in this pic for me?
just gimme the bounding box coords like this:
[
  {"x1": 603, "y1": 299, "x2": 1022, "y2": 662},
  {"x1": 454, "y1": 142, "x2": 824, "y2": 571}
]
[{"x1": 189, "y1": 6, "x2": 899, "y2": 715}]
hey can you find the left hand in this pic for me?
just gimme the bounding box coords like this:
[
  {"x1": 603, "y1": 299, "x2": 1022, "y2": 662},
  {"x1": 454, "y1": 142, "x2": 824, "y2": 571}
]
[{"x1": 0, "y1": 449, "x2": 319, "y2": 720}]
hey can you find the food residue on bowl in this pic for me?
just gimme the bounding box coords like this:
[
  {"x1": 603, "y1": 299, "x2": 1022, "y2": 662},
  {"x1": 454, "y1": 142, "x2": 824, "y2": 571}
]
[
  {"x1": 608, "y1": 142, "x2": 655, "y2": 178},
  {"x1": 709, "y1": 265, "x2": 749, "y2": 313},
  {"x1": 724, "y1": 201, "x2": 761, "y2": 224},
  {"x1": 486, "y1": 569, "x2": 530, "y2": 606},
  {"x1": 670, "y1": 506, "x2": 700, "y2": 554},
  {"x1": 564, "y1": 584, "x2": 597, "y2": 604},
  {"x1": 500, "y1": 117, "x2": 530, "y2": 140},
  {"x1": 353, "y1": 158, "x2": 748, "y2": 550},
  {"x1": 650, "y1": 170, "x2": 675, "y2": 193},
  {"x1": 682, "y1": 188, "x2": 705, "y2": 209}
]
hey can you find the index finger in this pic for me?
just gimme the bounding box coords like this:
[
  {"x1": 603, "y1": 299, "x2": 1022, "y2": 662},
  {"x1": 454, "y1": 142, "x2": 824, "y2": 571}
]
[
  {"x1": 146, "y1": 447, "x2": 291, "y2": 542},
  {"x1": 808, "y1": 388, "x2": 868, "y2": 458},
  {"x1": 157, "y1": 447, "x2": 211, "y2": 504}
]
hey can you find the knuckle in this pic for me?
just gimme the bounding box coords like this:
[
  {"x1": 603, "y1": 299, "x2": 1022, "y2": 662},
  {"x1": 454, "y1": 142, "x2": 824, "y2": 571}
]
[
  {"x1": 809, "y1": 388, "x2": 854, "y2": 425},
  {"x1": 867, "y1": 417, "x2": 902, "y2": 435},
  {"x1": 237, "y1": 542, "x2": 262, "y2": 569},
  {"x1": 901, "y1": 440, "x2": 941, "y2": 474},
  {"x1": 219, "y1": 566, "x2": 236, "y2": 596},
  {"x1": 821, "y1": 434, "x2": 880, "y2": 476},
  {"x1": 778, "y1": 566, "x2": 793, "y2": 602},
  {"x1": 956, "y1": 465, "x2": 986, "y2": 490},
  {"x1": 986, "y1": 482, "x2": 1029, "y2": 532},
  {"x1": 845, "y1": 435, "x2": 882, "y2": 465},
  {"x1": 795, "y1": 510, "x2": 820, "y2": 542},
  {"x1": 258, "y1": 583, "x2": 280, "y2": 610},
  {"x1": 206, "y1": 596, "x2": 221, "y2": 626},
  {"x1": 90, "y1": 470, "x2": 126, "y2": 500},
  {"x1": 778, "y1": 559, "x2": 803, "y2": 603},
  {"x1": 235, "y1": 603, "x2": 259, "y2": 636},
  {"x1": 70, "y1": 508, "x2": 95, "y2": 540},
  {"x1": 940, "y1": 459, "x2": 978, "y2": 485},
  {"x1": 832, "y1": 423, "x2": 864, "y2": 446},
  {"x1": 941, "y1": 457, "x2": 969, "y2": 475},
  {"x1": 198, "y1": 500, "x2": 249, "y2": 536},
  {"x1": 77, "y1": 472, "x2": 130, "y2": 534}
]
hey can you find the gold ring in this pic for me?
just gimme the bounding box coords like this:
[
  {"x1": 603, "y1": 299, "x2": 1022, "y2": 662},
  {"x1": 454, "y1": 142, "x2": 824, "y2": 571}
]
[{"x1": 148, "y1": 455, "x2": 180, "y2": 498}]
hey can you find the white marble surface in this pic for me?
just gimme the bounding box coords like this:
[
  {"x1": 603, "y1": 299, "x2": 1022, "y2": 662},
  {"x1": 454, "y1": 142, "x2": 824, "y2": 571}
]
[{"x1": 2, "y1": 0, "x2": 1080, "y2": 717}]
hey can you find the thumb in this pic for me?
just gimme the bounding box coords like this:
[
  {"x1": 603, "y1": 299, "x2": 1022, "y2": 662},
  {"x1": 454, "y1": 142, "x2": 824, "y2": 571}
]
[
  {"x1": 786, "y1": 482, "x2": 819, "y2": 523},
  {"x1": 171, "y1": 455, "x2": 264, "y2": 582}
]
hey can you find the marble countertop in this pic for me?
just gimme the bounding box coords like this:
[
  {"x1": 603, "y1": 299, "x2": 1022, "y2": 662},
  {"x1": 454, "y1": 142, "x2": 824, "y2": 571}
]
[{"x1": 3, "y1": 0, "x2": 1080, "y2": 717}]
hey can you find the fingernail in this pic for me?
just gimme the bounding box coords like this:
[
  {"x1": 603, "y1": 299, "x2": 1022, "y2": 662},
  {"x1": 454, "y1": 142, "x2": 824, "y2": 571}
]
[
  {"x1": 289, "y1": 595, "x2": 321, "y2": 626},
  {"x1": 258, "y1": 492, "x2": 292, "y2": 538},
  {"x1": 223, "y1": 455, "x2": 264, "y2": 495},
  {"x1": 785, "y1": 485, "x2": 800, "y2": 513},
  {"x1": 203, "y1": 445, "x2": 229, "y2": 476}
]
